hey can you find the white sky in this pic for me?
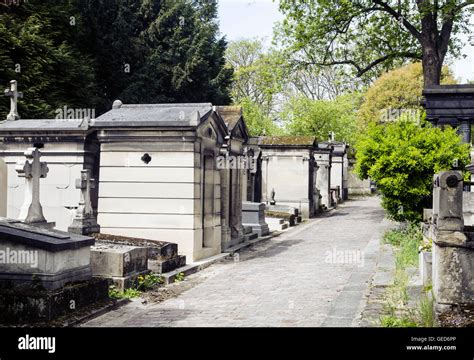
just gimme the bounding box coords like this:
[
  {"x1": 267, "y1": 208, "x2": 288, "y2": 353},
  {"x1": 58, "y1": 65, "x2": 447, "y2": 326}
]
[{"x1": 217, "y1": 0, "x2": 474, "y2": 83}]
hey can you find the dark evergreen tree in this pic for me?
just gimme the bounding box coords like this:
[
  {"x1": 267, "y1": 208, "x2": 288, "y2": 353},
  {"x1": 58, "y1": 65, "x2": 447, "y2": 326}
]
[
  {"x1": 0, "y1": 0, "x2": 99, "y2": 119},
  {"x1": 1, "y1": 0, "x2": 233, "y2": 118}
]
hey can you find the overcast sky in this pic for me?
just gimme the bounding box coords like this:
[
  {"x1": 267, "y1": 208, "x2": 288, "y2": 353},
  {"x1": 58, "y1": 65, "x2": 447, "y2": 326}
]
[{"x1": 218, "y1": 0, "x2": 474, "y2": 83}]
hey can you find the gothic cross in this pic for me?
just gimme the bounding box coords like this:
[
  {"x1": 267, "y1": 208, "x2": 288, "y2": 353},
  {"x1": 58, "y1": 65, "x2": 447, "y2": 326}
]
[
  {"x1": 16, "y1": 148, "x2": 49, "y2": 223},
  {"x1": 4, "y1": 80, "x2": 23, "y2": 121},
  {"x1": 75, "y1": 169, "x2": 95, "y2": 218}
]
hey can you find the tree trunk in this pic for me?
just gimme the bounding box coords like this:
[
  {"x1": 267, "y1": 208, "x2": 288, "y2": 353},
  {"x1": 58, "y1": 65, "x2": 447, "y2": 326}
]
[{"x1": 422, "y1": 44, "x2": 442, "y2": 87}]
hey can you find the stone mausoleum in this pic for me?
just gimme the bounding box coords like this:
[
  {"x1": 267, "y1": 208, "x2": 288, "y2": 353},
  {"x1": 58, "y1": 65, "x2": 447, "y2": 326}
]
[
  {"x1": 0, "y1": 81, "x2": 254, "y2": 262},
  {"x1": 258, "y1": 136, "x2": 324, "y2": 218},
  {"x1": 93, "y1": 102, "x2": 241, "y2": 261}
]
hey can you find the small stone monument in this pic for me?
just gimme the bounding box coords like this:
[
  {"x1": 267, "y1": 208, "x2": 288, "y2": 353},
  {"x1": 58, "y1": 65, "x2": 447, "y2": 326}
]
[
  {"x1": 426, "y1": 170, "x2": 474, "y2": 322},
  {"x1": 4, "y1": 80, "x2": 23, "y2": 121},
  {"x1": 68, "y1": 169, "x2": 100, "y2": 235},
  {"x1": 15, "y1": 147, "x2": 54, "y2": 228},
  {"x1": 270, "y1": 188, "x2": 276, "y2": 205}
]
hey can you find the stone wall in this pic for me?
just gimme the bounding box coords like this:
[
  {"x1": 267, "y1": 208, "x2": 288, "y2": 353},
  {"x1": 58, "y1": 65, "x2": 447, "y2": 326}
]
[
  {"x1": 347, "y1": 169, "x2": 372, "y2": 196},
  {"x1": 96, "y1": 140, "x2": 221, "y2": 262}
]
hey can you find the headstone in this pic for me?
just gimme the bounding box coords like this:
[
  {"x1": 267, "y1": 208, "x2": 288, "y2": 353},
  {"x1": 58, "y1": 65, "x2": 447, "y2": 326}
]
[
  {"x1": 68, "y1": 169, "x2": 100, "y2": 235},
  {"x1": 432, "y1": 171, "x2": 463, "y2": 231},
  {"x1": 428, "y1": 170, "x2": 474, "y2": 320},
  {"x1": 4, "y1": 80, "x2": 23, "y2": 121},
  {"x1": 15, "y1": 147, "x2": 53, "y2": 227},
  {"x1": 242, "y1": 202, "x2": 269, "y2": 237}
]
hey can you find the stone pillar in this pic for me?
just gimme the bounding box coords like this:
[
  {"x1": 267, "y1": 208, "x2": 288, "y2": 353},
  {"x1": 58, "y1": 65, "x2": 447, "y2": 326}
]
[
  {"x1": 431, "y1": 170, "x2": 474, "y2": 318},
  {"x1": 220, "y1": 167, "x2": 231, "y2": 250},
  {"x1": 0, "y1": 158, "x2": 6, "y2": 217},
  {"x1": 230, "y1": 167, "x2": 244, "y2": 243}
]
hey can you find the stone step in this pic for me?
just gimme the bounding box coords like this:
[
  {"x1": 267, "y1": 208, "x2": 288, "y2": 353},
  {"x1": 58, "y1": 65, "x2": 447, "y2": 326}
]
[
  {"x1": 148, "y1": 255, "x2": 187, "y2": 274},
  {"x1": 244, "y1": 232, "x2": 258, "y2": 241},
  {"x1": 265, "y1": 217, "x2": 290, "y2": 231}
]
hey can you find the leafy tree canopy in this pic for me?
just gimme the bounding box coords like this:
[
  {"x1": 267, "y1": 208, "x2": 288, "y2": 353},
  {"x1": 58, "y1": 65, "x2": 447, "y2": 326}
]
[
  {"x1": 279, "y1": 0, "x2": 474, "y2": 86},
  {"x1": 281, "y1": 92, "x2": 362, "y2": 145},
  {"x1": 358, "y1": 62, "x2": 456, "y2": 126},
  {"x1": 355, "y1": 117, "x2": 470, "y2": 222}
]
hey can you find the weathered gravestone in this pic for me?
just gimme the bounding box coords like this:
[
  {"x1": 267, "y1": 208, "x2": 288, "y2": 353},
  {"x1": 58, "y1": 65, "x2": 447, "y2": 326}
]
[
  {"x1": 424, "y1": 170, "x2": 474, "y2": 322},
  {"x1": 68, "y1": 169, "x2": 100, "y2": 235},
  {"x1": 242, "y1": 202, "x2": 269, "y2": 237}
]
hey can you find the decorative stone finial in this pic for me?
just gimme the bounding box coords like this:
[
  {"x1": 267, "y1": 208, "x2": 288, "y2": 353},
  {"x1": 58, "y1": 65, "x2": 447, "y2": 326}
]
[{"x1": 112, "y1": 99, "x2": 123, "y2": 109}]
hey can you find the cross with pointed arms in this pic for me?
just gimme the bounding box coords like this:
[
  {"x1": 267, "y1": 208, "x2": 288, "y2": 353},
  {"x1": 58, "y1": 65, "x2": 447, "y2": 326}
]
[{"x1": 4, "y1": 80, "x2": 23, "y2": 121}]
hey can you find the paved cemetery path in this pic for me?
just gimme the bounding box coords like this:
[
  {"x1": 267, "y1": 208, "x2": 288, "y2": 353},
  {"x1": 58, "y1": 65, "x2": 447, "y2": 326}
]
[{"x1": 83, "y1": 197, "x2": 392, "y2": 327}]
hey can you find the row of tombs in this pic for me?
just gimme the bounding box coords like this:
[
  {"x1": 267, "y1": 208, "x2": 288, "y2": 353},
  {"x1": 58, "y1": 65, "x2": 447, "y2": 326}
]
[{"x1": 0, "y1": 82, "x2": 350, "y2": 322}]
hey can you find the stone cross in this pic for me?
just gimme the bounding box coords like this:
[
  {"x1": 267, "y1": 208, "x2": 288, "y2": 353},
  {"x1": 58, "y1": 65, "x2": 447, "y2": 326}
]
[
  {"x1": 75, "y1": 169, "x2": 95, "y2": 218},
  {"x1": 329, "y1": 131, "x2": 335, "y2": 142},
  {"x1": 68, "y1": 169, "x2": 100, "y2": 235},
  {"x1": 16, "y1": 148, "x2": 49, "y2": 224},
  {"x1": 4, "y1": 80, "x2": 23, "y2": 121}
]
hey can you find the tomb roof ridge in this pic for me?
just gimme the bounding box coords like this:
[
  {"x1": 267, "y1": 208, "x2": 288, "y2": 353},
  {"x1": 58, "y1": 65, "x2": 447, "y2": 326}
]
[{"x1": 258, "y1": 135, "x2": 317, "y2": 147}]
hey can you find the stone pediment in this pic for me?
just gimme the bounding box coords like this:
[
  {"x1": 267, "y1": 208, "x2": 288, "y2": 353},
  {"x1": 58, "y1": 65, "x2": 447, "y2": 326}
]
[{"x1": 197, "y1": 112, "x2": 228, "y2": 144}]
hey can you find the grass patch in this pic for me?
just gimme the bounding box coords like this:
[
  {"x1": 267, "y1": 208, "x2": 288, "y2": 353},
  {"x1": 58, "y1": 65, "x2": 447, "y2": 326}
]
[
  {"x1": 384, "y1": 224, "x2": 421, "y2": 270},
  {"x1": 380, "y1": 224, "x2": 428, "y2": 327},
  {"x1": 108, "y1": 274, "x2": 164, "y2": 299}
]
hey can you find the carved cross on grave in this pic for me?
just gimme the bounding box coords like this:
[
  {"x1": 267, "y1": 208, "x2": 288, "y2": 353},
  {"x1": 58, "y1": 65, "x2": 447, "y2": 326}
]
[
  {"x1": 68, "y1": 169, "x2": 100, "y2": 235},
  {"x1": 4, "y1": 80, "x2": 23, "y2": 121},
  {"x1": 76, "y1": 169, "x2": 95, "y2": 219},
  {"x1": 16, "y1": 148, "x2": 49, "y2": 224}
]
